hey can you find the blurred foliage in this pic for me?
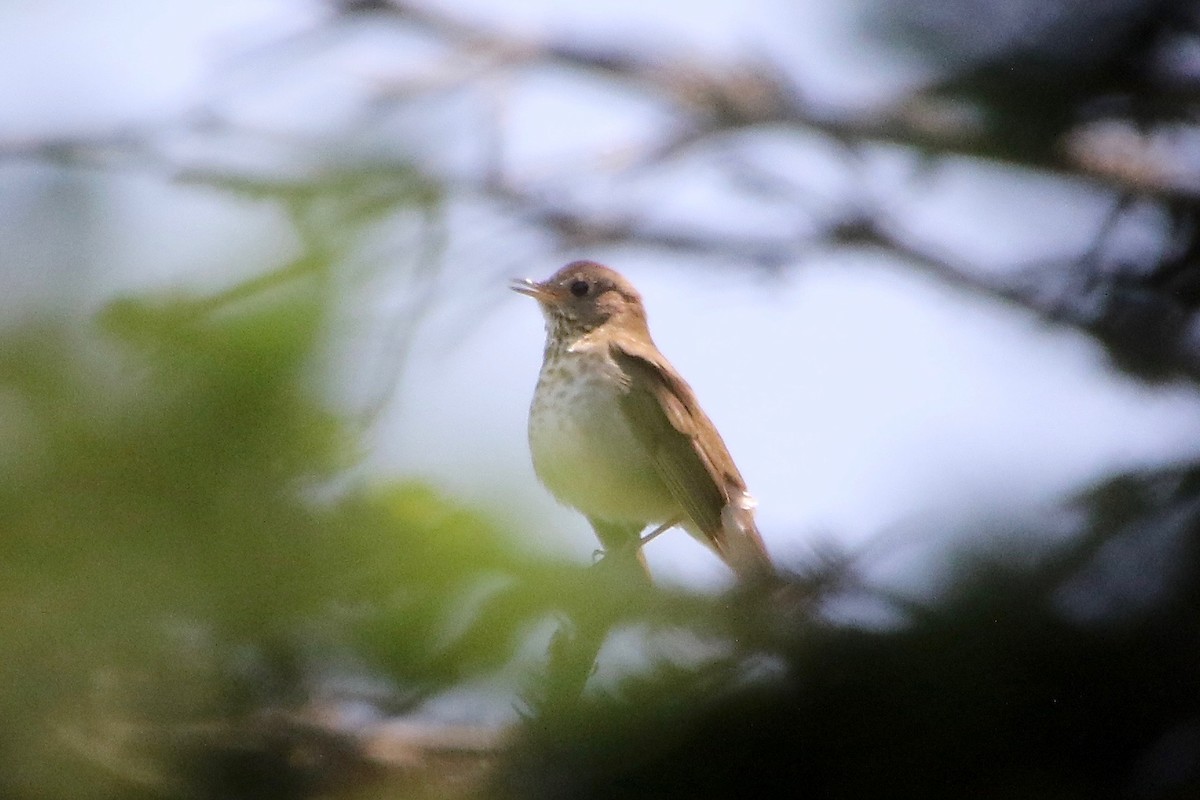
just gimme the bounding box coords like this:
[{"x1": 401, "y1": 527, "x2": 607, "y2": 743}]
[
  {"x1": 4, "y1": 1, "x2": 1200, "y2": 798},
  {"x1": 499, "y1": 469, "x2": 1200, "y2": 799},
  {"x1": 0, "y1": 258, "x2": 600, "y2": 798},
  {"x1": 870, "y1": 0, "x2": 1186, "y2": 159},
  {"x1": 5, "y1": 260, "x2": 1198, "y2": 800}
]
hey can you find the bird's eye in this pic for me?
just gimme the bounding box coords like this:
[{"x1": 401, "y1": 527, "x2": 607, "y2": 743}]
[{"x1": 569, "y1": 279, "x2": 589, "y2": 297}]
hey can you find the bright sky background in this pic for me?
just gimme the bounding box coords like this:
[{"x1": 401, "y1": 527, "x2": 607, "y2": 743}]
[{"x1": 5, "y1": 0, "x2": 1200, "y2": 595}]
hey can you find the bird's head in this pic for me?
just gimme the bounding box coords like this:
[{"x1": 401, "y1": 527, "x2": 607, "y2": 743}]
[{"x1": 511, "y1": 260, "x2": 647, "y2": 337}]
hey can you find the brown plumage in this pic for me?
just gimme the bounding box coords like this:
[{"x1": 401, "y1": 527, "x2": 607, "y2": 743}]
[{"x1": 512, "y1": 260, "x2": 773, "y2": 582}]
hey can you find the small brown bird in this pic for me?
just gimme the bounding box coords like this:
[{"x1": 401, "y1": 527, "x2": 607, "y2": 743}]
[{"x1": 512, "y1": 260, "x2": 773, "y2": 582}]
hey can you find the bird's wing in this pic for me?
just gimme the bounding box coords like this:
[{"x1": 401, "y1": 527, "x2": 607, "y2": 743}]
[{"x1": 609, "y1": 334, "x2": 772, "y2": 580}]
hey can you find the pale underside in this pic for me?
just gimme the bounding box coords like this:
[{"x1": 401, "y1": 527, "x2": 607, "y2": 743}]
[{"x1": 529, "y1": 349, "x2": 680, "y2": 526}]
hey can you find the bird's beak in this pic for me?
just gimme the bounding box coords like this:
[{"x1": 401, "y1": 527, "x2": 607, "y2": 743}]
[{"x1": 510, "y1": 277, "x2": 560, "y2": 305}]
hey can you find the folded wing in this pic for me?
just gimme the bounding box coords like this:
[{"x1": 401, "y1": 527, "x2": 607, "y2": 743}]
[{"x1": 609, "y1": 334, "x2": 774, "y2": 581}]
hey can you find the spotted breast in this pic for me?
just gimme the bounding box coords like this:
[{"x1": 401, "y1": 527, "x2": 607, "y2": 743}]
[{"x1": 528, "y1": 344, "x2": 678, "y2": 526}]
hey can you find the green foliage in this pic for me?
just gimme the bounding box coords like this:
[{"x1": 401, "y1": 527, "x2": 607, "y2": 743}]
[
  {"x1": 11, "y1": 290, "x2": 1197, "y2": 800},
  {"x1": 0, "y1": 266, "x2": 570, "y2": 799}
]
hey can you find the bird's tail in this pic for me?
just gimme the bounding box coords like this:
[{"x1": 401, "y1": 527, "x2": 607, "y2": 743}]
[{"x1": 719, "y1": 494, "x2": 776, "y2": 584}]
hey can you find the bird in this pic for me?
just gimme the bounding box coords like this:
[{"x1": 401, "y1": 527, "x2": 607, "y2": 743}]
[{"x1": 511, "y1": 260, "x2": 773, "y2": 583}]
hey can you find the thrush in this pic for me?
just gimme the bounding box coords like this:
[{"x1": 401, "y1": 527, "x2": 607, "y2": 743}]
[{"x1": 512, "y1": 260, "x2": 773, "y2": 582}]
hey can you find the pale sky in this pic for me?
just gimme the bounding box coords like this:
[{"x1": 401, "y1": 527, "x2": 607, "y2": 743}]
[{"x1": 5, "y1": 0, "x2": 1200, "y2": 594}]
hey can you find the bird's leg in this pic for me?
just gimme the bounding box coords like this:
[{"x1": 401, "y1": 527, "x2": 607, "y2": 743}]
[
  {"x1": 587, "y1": 517, "x2": 652, "y2": 581},
  {"x1": 523, "y1": 518, "x2": 649, "y2": 714},
  {"x1": 640, "y1": 517, "x2": 681, "y2": 547}
]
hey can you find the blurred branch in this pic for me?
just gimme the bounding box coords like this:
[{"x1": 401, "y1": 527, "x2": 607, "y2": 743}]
[
  {"x1": 484, "y1": 173, "x2": 1200, "y2": 381},
  {"x1": 337, "y1": 0, "x2": 1200, "y2": 382},
  {"x1": 4, "y1": 1, "x2": 1198, "y2": 383},
  {"x1": 3, "y1": 5, "x2": 1199, "y2": 796},
  {"x1": 340, "y1": 0, "x2": 1200, "y2": 200},
  {"x1": 60, "y1": 708, "x2": 506, "y2": 799}
]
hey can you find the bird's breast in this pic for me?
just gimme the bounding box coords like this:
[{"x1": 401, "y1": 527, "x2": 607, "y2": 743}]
[{"x1": 528, "y1": 351, "x2": 677, "y2": 525}]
